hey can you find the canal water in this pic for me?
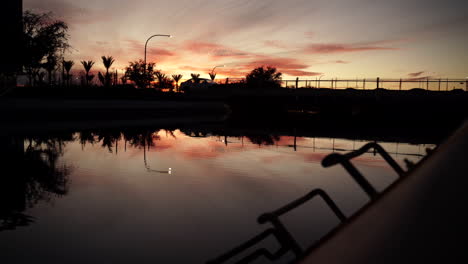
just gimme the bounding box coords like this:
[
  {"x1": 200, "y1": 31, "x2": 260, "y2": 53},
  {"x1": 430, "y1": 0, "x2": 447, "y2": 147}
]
[{"x1": 0, "y1": 127, "x2": 435, "y2": 263}]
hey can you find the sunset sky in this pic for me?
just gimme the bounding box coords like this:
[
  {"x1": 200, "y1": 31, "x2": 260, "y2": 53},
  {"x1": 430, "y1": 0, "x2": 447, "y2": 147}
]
[{"x1": 24, "y1": 0, "x2": 468, "y2": 79}]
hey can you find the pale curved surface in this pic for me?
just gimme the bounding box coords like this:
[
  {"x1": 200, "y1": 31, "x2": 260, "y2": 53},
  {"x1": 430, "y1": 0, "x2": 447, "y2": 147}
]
[{"x1": 300, "y1": 120, "x2": 468, "y2": 263}]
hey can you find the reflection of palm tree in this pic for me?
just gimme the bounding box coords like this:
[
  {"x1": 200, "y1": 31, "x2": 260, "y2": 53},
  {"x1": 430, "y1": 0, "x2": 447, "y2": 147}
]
[
  {"x1": 96, "y1": 130, "x2": 122, "y2": 153},
  {"x1": 172, "y1": 74, "x2": 183, "y2": 92},
  {"x1": 79, "y1": 130, "x2": 97, "y2": 149},
  {"x1": 81, "y1": 60, "x2": 95, "y2": 86}
]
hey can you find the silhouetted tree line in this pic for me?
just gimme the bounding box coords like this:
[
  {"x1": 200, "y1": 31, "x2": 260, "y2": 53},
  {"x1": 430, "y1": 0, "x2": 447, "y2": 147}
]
[{"x1": 20, "y1": 11, "x2": 282, "y2": 93}]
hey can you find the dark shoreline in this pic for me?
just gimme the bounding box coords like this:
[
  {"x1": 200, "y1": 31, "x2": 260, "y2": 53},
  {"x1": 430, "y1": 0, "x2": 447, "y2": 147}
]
[{"x1": 2, "y1": 87, "x2": 467, "y2": 145}]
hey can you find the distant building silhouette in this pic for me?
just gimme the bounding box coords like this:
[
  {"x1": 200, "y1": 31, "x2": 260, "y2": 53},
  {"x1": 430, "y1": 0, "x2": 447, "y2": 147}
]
[{"x1": 0, "y1": 0, "x2": 22, "y2": 88}]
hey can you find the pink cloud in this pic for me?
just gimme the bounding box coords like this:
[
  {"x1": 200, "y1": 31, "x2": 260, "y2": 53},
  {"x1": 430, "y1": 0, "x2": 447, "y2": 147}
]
[
  {"x1": 304, "y1": 31, "x2": 315, "y2": 38},
  {"x1": 263, "y1": 40, "x2": 289, "y2": 49},
  {"x1": 180, "y1": 65, "x2": 207, "y2": 72},
  {"x1": 183, "y1": 40, "x2": 250, "y2": 59}
]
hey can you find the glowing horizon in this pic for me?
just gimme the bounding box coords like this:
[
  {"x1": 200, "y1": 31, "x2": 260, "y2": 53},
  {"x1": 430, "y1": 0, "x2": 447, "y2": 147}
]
[{"x1": 24, "y1": 0, "x2": 468, "y2": 79}]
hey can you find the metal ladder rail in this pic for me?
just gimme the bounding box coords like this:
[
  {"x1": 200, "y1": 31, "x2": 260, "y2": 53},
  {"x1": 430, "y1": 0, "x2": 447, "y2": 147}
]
[
  {"x1": 257, "y1": 189, "x2": 347, "y2": 256},
  {"x1": 321, "y1": 142, "x2": 406, "y2": 199},
  {"x1": 207, "y1": 189, "x2": 346, "y2": 264}
]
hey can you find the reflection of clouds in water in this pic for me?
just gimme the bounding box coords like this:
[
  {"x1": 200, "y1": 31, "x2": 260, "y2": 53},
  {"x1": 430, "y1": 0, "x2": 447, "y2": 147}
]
[{"x1": 1, "y1": 127, "x2": 435, "y2": 263}]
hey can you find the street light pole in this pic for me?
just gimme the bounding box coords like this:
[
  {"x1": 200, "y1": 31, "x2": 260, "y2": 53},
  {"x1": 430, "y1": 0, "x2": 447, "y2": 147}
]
[
  {"x1": 211, "y1": 65, "x2": 225, "y2": 75},
  {"x1": 144, "y1": 34, "x2": 172, "y2": 66},
  {"x1": 143, "y1": 34, "x2": 171, "y2": 88}
]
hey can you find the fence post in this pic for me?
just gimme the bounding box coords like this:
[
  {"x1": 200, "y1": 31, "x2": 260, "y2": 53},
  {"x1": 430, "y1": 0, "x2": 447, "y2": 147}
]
[
  {"x1": 399, "y1": 78, "x2": 402, "y2": 90},
  {"x1": 225, "y1": 78, "x2": 229, "y2": 84},
  {"x1": 285, "y1": 81, "x2": 288, "y2": 88},
  {"x1": 376, "y1": 77, "x2": 380, "y2": 89},
  {"x1": 296, "y1": 77, "x2": 299, "y2": 89},
  {"x1": 363, "y1": 79, "x2": 366, "y2": 90},
  {"x1": 438, "y1": 79, "x2": 441, "y2": 91},
  {"x1": 446, "y1": 78, "x2": 448, "y2": 91},
  {"x1": 426, "y1": 78, "x2": 429, "y2": 90}
]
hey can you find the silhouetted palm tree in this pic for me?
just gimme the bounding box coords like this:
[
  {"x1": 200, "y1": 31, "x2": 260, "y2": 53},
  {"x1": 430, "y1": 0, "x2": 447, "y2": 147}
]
[
  {"x1": 154, "y1": 72, "x2": 173, "y2": 90},
  {"x1": 100, "y1": 56, "x2": 115, "y2": 87},
  {"x1": 81, "y1": 60, "x2": 95, "y2": 86},
  {"x1": 155, "y1": 72, "x2": 167, "y2": 84},
  {"x1": 209, "y1": 72, "x2": 217, "y2": 81},
  {"x1": 172, "y1": 74, "x2": 183, "y2": 92},
  {"x1": 43, "y1": 54, "x2": 57, "y2": 85},
  {"x1": 62, "y1": 60, "x2": 74, "y2": 87},
  {"x1": 102, "y1": 56, "x2": 115, "y2": 74},
  {"x1": 191, "y1": 73, "x2": 201, "y2": 84}
]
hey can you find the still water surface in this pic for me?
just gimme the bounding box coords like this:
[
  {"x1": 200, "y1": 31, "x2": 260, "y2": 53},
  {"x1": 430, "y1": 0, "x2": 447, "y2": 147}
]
[{"x1": 0, "y1": 128, "x2": 434, "y2": 263}]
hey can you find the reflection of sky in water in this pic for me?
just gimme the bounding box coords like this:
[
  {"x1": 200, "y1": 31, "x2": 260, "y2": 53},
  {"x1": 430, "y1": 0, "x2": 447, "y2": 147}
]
[{"x1": 0, "y1": 130, "x2": 433, "y2": 264}]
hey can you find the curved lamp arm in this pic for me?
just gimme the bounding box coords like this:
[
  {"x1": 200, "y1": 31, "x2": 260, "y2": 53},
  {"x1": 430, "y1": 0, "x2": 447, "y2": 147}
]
[{"x1": 144, "y1": 34, "x2": 171, "y2": 65}]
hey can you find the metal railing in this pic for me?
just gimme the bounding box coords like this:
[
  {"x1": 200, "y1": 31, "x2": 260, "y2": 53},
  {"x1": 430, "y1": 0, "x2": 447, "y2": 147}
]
[
  {"x1": 152, "y1": 77, "x2": 467, "y2": 91},
  {"x1": 281, "y1": 77, "x2": 467, "y2": 91}
]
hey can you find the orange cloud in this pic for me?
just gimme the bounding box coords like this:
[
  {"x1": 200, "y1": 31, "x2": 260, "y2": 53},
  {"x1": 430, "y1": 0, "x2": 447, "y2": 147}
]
[
  {"x1": 241, "y1": 56, "x2": 321, "y2": 77},
  {"x1": 125, "y1": 39, "x2": 175, "y2": 60},
  {"x1": 192, "y1": 55, "x2": 322, "y2": 78},
  {"x1": 304, "y1": 43, "x2": 397, "y2": 54}
]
